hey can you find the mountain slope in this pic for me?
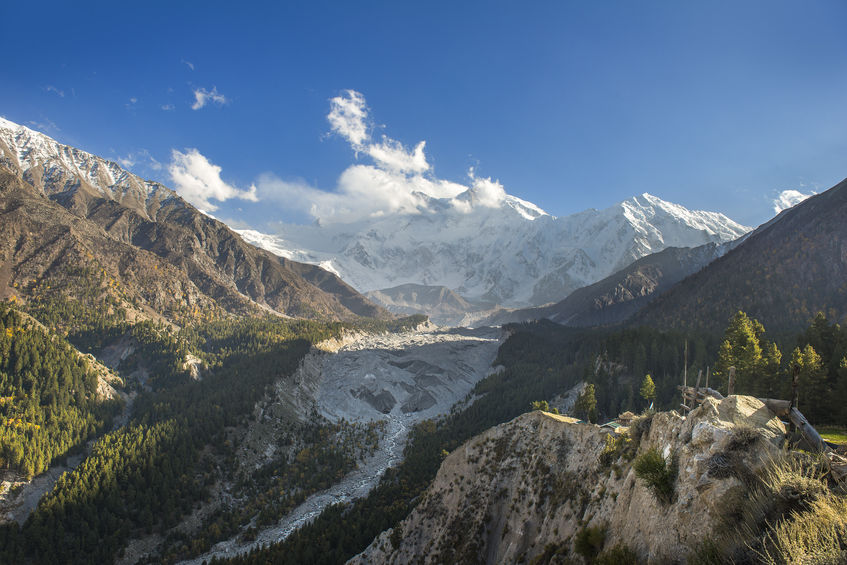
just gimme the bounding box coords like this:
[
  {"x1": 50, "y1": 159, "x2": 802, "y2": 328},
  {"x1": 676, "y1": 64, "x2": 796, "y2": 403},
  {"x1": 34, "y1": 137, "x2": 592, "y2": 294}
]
[
  {"x1": 0, "y1": 118, "x2": 388, "y2": 322},
  {"x1": 635, "y1": 177, "x2": 847, "y2": 334},
  {"x1": 241, "y1": 193, "x2": 749, "y2": 310},
  {"x1": 478, "y1": 240, "x2": 737, "y2": 327}
]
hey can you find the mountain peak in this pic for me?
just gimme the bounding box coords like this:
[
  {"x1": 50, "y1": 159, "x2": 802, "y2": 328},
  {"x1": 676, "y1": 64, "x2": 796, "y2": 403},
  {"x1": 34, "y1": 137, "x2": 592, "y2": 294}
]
[
  {"x1": 0, "y1": 116, "x2": 178, "y2": 220},
  {"x1": 245, "y1": 188, "x2": 749, "y2": 309}
]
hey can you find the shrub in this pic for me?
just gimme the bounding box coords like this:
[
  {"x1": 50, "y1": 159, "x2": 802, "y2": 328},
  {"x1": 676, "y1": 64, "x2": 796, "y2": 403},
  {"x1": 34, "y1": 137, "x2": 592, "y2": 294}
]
[
  {"x1": 574, "y1": 524, "x2": 606, "y2": 561},
  {"x1": 711, "y1": 452, "x2": 847, "y2": 564},
  {"x1": 600, "y1": 433, "x2": 633, "y2": 467},
  {"x1": 595, "y1": 543, "x2": 639, "y2": 565},
  {"x1": 633, "y1": 448, "x2": 677, "y2": 504}
]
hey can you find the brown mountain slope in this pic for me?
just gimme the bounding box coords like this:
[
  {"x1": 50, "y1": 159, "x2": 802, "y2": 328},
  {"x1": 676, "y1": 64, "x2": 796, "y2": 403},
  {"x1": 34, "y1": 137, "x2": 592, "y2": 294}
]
[
  {"x1": 478, "y1": 242, "x2": 733, "y2": 327},
  {"x1": 0, "y1": 166, "x2": 389, "y2": 323},
  {"x1": 635, "y1": 177, "x2": 847, "y2": 334}
]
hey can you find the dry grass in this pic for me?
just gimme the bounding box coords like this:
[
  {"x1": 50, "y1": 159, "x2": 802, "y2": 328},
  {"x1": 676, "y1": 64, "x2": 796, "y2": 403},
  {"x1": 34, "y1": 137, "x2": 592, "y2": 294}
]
[
  {"x1": 755, "y1": 495, "x2": 847, "y2": 564},
  {"x1": 732, "y1": 453, "x2": 847, "y2": 564}
]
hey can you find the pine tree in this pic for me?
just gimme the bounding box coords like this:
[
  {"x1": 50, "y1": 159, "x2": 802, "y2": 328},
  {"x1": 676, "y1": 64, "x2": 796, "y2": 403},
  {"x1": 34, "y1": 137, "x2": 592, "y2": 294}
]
[
  {"x1": 573, "y1": 384, "x2": 597, "y2": 423},
  {"x1": 715, "y1": 311, "x2": 766, "y2": 395},
  {"x1": 790, "y1": 345, "x2": 826, "y2": 418},
  {"x1": 639, "y1": 374, "x2": 656, "y2": 408}
]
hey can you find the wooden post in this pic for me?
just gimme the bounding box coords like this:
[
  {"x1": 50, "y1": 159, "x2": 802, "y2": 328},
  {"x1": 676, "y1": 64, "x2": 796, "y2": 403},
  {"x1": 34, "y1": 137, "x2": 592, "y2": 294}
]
[
  {"x1": 789, "y1": 364, "x2": 800, "y2": 436},
  {"x1": 727, "y1": 366, "x2": 736, "y2": 396},
  {"x1": 705, "y1": 366, "x2": 709, "y2": 390},
  {"x1": 695, "y1": 369, "x2": 702, "y2": 391},
  {"x1": 791, "y1": 364, "x2": 800, "y2": 409}
]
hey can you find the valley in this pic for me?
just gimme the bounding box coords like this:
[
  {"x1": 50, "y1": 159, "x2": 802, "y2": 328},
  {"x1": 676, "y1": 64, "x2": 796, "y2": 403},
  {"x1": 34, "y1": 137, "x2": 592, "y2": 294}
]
[
  {"x1": 0, "y1": 116, "x2": 845, "y2": 565},
  {"x1": 184, "y1": 324, "x2": 503, "y2": 563}
]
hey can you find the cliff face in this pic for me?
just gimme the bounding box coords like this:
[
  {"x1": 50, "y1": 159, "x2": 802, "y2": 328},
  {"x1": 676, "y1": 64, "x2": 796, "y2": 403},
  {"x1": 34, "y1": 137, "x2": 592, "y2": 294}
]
[{"x1": 352, "y1": 396, "x2": 786, "y2": 564}]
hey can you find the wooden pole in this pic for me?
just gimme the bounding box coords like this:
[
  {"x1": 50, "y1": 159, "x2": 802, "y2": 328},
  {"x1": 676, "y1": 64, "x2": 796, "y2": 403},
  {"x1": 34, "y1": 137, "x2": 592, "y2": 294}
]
[
  {"x1": 695, "y1": 369, "x2": 702, "y2": 391},
  {"x1": 705, "y1": 366, "x2": 709, "y2": 389},
  {"x1": 727, "y1": 366, "x2": 736, "y2": 396},
  {"x1": 789, "y1": 364, "x2": 800, "y2": 436}
]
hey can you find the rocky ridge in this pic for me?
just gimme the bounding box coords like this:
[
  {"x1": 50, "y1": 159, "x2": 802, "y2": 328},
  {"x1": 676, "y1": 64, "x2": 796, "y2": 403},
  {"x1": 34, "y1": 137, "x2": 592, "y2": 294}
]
[
  {"x1": 0, "y1": 118, "x2": 387, "y2": 322},
  {"x1": 353, "y1": 395, "x2": 787, "y2": 564}
]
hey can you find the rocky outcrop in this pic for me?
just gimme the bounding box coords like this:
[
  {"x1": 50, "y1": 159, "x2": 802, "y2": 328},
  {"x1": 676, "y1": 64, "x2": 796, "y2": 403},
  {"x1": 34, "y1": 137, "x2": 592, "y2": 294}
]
[{"x1": 352, "y1": 396, "x2": 786, "y2": 564}]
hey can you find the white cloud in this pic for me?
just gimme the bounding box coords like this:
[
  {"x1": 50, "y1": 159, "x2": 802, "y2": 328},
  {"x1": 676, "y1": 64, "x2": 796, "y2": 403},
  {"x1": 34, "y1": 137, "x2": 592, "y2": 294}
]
[
  {"x1": 367, "y1": 138, "x2": 430, "y2": 174},
  {"x1": 118, "y1": 149, "x2": 162, "y2": 172},
  {"x1": 170, "y1": 90, "x2": 506, "y2": 223},
  {"x1": 245, "y1": 90, "x2": 507, "y2": 223},
  {"x1": 773, "y1": 189, "x2": 815, "y2": 214},
  {"x1": 256, "y1": 165, "x2": 466, "y2": 224},
  {"x1": 169, "y1": 149, "x2": 257, "y2": 212},
  {"x1": 327, "y1": 90, "x2": 431, "y2": 174},
  {"x1": 191, "y1": 87, "x2": 228, "y2": 110},
  {"x1": 181, "y1": 59, "x2": 195, "y2": 71},
  {"x1": 161, "y1": 104, "x2": 175, "y2": 111},
  {"x1": 44, "y1": 85, "x2": 64, "y2": 97},
  {"x1": 327, "y1": 90, "x2": 370, "y2": 148}
]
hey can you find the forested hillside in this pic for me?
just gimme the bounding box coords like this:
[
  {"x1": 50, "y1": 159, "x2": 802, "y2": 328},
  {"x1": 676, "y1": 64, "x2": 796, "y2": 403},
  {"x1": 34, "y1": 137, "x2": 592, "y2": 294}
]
[
  {"x1": 0, "y1": 295, "x2": 423, "y2": 564},
  {"x1": 0, "y1": 305, "x2": 120, "y2": 478},
  {"x1": 635, "y1": 177, "x2": 847, "y2": 335}
]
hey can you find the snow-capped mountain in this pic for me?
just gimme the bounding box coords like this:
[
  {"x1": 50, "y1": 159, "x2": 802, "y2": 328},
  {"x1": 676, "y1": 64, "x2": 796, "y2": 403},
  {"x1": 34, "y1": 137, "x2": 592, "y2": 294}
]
[
  {"x1": 239, "y1": 190, "x2": 750, "y2": 308},
  {"x1": 0, "y1": 117, "x2": 177, "y2": 220},
  {"x1": 1, "y1": 116, "x2": 749, "y2": 312},
  {"x1": 0, "y1": 116, "x2": 388, "y2": 321}
]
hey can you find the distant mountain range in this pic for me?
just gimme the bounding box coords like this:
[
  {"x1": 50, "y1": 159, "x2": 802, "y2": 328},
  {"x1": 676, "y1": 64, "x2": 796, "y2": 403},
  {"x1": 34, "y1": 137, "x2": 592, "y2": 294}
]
[
  {"x1": 481, "y1": 177, "x2": 847, "y2": 336},
  {"x1": 240, "y1": 190, "x2": 749, "y2": 315},
  {"x1": 0, "y1": 117, "x2": 388, "y2": 323}
]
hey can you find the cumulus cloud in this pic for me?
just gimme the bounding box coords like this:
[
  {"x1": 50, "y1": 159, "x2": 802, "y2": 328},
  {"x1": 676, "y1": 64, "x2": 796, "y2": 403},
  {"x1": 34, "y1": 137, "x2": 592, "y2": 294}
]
[
  {"x1": 327, "y1": 89, "x2": 370, "y2": 148},
  {"x1": 327, "y1": 90, "x2": 432, "y2": 174},
  {"x1": 256, "y1": 166, "x2": 468, "y2": 224},
  {"x1": 169, "y1": 90, "x2": 508, "y2": 223},
  {"x1": 246, "y1": 90, "x2": 507, "y2": 223},
  {"x1": 191, "y1": 86, "x2": 228, "y2": 110},
  {"x1": 169, "y1": 149, "x2": 257, "y2": 212},
  {"x1": 773, "y1": 189, "x2": 815, "y2": 214}
]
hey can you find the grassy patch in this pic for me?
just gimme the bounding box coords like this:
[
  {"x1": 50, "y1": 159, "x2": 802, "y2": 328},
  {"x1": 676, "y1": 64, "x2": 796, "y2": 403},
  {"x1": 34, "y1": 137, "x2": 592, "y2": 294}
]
[{"x1": 818, "y1": 426, "x2": 847, "y2": 445}]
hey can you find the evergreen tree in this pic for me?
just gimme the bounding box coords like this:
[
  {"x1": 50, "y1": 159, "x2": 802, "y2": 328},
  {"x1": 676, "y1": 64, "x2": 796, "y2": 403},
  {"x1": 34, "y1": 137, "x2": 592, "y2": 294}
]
[
  {"x1": 573, "y1": 384, "x2": 597, "y2": 423},
  {"x1": 714, "y1": 311, "x2": 780, "y2": 396},
  {"x1": 639, "y1": 374, "x2": 656, "y2": 409},
  {"x1": 790, "y1": 345, "x2": 826, "y2": 416},
  {"x1": 760, "y1": 341, "x2": 783, "y2": 398}
]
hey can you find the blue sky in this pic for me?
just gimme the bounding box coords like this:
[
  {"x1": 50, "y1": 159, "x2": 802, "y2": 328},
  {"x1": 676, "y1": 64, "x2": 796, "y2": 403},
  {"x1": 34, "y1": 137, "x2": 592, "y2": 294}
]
[{"x1": 1, "y1": 1, "x2": 845, "y2": 228}]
